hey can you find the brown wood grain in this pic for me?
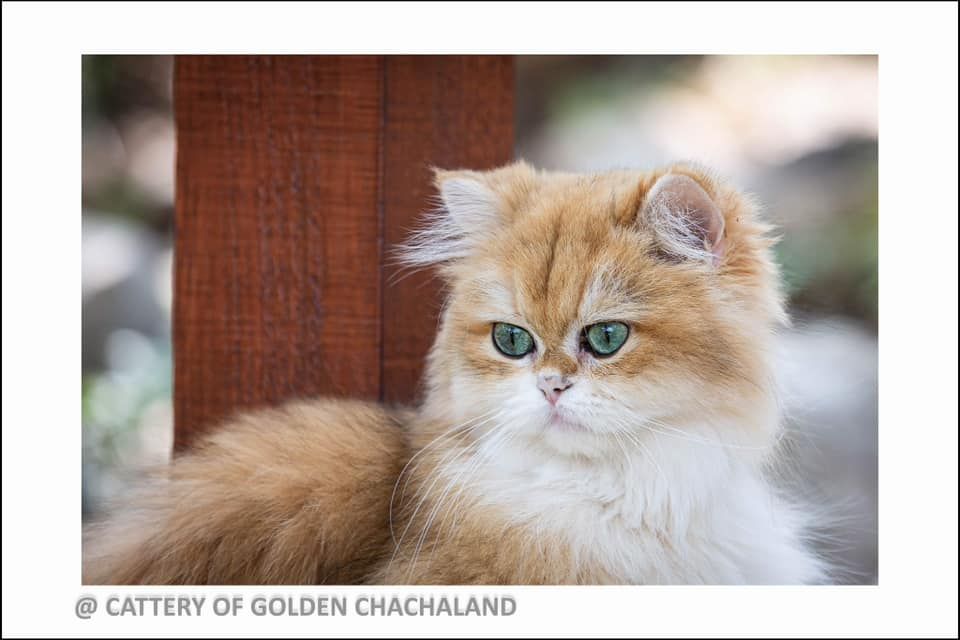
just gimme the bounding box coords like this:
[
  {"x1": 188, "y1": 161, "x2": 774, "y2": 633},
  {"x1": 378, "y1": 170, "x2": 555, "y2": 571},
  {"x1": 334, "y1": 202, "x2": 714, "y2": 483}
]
[
  {"x1": 381, "y1": 56, "x2": 515, "y2": 404},
  {"x1": 174, "y1": 56, "x2": 384, "y2": 448},
  {"x1": 174, "y1": 55, "x2": 514, "y2": 448}
]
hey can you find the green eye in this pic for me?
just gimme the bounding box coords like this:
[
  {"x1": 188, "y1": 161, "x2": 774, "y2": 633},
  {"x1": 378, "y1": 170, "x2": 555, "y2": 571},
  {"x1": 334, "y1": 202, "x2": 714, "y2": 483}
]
[
  {"x1": 492, "y1": 323, "x2": 535, "y2": 358},
  {"x1": 584, "y1": 322, "x2": 630, "y2": 356}
]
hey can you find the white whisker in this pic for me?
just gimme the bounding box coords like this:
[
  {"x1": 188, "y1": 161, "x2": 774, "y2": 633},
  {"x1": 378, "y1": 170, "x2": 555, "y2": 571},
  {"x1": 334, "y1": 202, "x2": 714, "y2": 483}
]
[{"x1": 388, "y1": 409, "x2": 499, "y2": 545}]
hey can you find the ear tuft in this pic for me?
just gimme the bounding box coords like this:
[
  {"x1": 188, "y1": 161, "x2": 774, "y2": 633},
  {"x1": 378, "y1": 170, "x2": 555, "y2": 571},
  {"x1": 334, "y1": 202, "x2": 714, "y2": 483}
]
[
  {"x1": 394, "y1": 171, "x2": 500, "y2": 268},
  {"x1": 437, "y1": 175, "x2": 500, "y2": 234},
  {"x1": 642, "y1": 173, "x2": 726, "y2": 265}
]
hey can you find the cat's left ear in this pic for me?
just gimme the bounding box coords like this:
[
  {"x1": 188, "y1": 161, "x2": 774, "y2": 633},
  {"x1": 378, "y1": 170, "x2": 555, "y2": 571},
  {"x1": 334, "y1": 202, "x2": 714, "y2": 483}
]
[{"x1": 641, "y1": 173, "x2": 727, "y2": 266}]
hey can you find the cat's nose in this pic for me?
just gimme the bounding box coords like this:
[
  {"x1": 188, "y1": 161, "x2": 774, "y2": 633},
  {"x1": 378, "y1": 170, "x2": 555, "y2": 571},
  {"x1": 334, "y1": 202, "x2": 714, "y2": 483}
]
[{"x1": 537, "y1": 373, "x2": 573, "y2": 405}]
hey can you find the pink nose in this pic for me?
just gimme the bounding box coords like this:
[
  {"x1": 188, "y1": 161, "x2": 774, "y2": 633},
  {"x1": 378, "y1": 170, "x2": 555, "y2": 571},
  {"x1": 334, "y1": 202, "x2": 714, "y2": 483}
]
[{"x1": 537, "y1": 373, "x2": 573, "y2": 404}]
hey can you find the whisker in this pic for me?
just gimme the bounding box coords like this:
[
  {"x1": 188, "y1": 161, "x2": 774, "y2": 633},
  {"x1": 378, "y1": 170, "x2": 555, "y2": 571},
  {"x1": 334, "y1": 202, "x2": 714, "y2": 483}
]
[
  {"x1": 389, "y1": 408, "x2": 515, "y2": 578},
  {"x1": 641, "y1": 416, "x2": 778, "y2": 452},
  {"x1": 432, "y1": 425, "x2": 519, "y2": 558},
  {"x1": 388, "y1": 443, "x2": 475, "y2": 574},
  {"x1": 406, "y1": 419, "x2": 513, "y2": 578},
  {"x1": 613, "y1": 421, "x2": 668, "y2": 486},
  {"x1": 388, "y1": 409, "x2": 499, "y2": 545},
  {"x1": 609, "y1": 428, "x2": 636, "y2": 479}
]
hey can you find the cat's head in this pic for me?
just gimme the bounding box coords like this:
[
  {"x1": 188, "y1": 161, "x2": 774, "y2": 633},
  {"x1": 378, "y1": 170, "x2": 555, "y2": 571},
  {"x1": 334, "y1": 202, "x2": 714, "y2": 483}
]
[{"x1": 401, "y1": 161, "x2": 785, "y2": 457}]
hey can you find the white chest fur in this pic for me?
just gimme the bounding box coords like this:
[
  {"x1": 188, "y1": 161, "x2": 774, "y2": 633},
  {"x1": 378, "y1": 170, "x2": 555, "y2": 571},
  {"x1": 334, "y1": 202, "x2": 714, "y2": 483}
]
[{"x1": 450, "y1": 431, "x2": 825, "y2": 584}]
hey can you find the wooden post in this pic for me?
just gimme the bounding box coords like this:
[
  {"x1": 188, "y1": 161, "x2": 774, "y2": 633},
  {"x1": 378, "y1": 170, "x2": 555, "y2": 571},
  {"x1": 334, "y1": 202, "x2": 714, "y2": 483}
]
[{"x1": 173, "y1": 55, "x2": 514, "y2": 449}]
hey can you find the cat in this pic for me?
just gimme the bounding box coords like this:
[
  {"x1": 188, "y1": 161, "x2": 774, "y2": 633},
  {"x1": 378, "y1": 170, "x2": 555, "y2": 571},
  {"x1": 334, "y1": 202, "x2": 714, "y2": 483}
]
[{"x1": 83, "y1": 161, "x2": 828, "y2": 585}]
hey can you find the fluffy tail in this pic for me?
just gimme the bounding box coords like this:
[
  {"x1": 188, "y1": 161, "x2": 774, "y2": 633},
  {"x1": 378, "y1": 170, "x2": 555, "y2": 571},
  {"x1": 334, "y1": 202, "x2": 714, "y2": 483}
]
[{"x1": 83, "y1": 399, "x2": 409, "y2": 585}]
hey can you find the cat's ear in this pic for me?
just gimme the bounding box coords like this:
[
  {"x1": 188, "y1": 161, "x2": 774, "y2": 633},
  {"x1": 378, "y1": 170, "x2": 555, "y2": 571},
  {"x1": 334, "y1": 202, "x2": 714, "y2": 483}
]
[
  {"x1": 435, "y1": 169, "x2": 501, "y2": 237},
  {"x1": 396, "y1": 168, "x2": 504, "y2": 267},
  {"x1": 641, "y1": 173, "x2": 727, "y2": 265}
]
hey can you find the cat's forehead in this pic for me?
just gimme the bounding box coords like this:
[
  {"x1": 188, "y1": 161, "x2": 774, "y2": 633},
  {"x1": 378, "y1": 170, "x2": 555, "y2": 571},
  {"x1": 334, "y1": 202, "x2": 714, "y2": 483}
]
[
  {"x1": 423, "y1": 161, "x2": 770, "y2": 344},
  {"x1": 488, "y1": 170, "x2": 645, "y2": 254},
  {"x1": 468, "y1": 203, "x2": 653, "y2": 341},
  {"x1": 516, "y1": 170, "x2": 648, "y2": 222}
]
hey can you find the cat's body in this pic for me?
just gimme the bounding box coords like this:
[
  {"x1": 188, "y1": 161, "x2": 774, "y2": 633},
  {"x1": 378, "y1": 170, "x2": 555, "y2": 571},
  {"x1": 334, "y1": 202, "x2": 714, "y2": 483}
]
[{"x1": 85, "y1": 162, "x2": 827, "y2": 585}]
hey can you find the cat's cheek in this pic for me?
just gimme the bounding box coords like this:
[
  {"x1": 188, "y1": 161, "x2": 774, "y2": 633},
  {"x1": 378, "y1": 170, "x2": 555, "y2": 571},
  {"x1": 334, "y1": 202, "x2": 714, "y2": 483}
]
[
  {"x1": 570, "y1": 377, "x2": 647, "y2": 430},
  {"x1": 451, "y1": 368, "x2": 545, "y2": 431},
  {"x1": 506, "y1": 373, "x2": 553, "y2": 413}
]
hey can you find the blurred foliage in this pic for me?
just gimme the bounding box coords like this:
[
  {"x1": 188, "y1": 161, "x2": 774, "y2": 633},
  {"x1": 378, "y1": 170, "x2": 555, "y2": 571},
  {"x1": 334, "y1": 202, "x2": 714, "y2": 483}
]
[
  {"x1": 83, "y1": 55, "x2": 174, "y2": 517},
  {"x1": 534, "y1": 56, "x2": 701, "y2": 125},
  {"x1": 82, "y1": 336, "x2": 172, "y2": 515},
  {"x1": 777, "y1": 186, "x2": 878, "y2": 327},
  {"x1": 517, "y1": 56, "x2": 702, "y2": 143},
  {"x1": 776, "y1": 144, "x2": 878, "y2": 328},
  {"x1": 83, "y1": 175, "x2": 160, "y2": 226},
  {"x1": 82, "y1": 55, "x2": 173, "y2": 230},
  {"x1": 82, "y1": 55, "x2": 171, "y2": 124}
]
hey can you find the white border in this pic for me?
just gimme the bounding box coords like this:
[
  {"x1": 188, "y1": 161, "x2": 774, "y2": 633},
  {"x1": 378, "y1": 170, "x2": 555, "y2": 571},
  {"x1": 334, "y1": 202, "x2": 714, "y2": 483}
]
[{"x1": 2, "y1": 1, "x2": 957, "y2": 638}]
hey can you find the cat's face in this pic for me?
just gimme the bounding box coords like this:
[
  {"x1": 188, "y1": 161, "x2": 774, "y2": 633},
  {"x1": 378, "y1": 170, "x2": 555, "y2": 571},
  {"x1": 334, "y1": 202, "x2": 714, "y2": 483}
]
[{"x1": 407, "y1": 162, "x2": 784, "y2": 456}]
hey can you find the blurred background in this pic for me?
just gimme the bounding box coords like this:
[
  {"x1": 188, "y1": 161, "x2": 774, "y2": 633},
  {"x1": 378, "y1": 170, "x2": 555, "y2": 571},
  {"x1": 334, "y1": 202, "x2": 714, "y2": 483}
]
[{"x1": 82, "y1": 55, "x2": 877, "y2": 583}]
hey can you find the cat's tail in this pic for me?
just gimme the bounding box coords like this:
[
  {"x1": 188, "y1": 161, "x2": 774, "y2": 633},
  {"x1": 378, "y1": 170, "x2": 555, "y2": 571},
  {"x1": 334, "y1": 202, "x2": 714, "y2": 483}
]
[{"x1": 83, "y1": 399, "x2": 410, "y2": 585}]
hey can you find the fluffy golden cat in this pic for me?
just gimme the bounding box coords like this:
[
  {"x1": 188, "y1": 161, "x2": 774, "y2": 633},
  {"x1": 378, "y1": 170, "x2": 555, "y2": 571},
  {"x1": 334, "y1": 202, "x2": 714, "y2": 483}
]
[{"x1": 84, "y1": 161, "x2": 827, "y2": 585}]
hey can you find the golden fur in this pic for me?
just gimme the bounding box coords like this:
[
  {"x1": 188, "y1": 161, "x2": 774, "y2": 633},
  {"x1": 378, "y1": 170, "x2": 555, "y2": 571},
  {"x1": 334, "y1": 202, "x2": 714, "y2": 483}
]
[
  {"x1": 84, "y1": 400, "x2": 409, "y2": 584},
  {"x1": 85, "y1": 162, "x2": 822, "y2": 585}
]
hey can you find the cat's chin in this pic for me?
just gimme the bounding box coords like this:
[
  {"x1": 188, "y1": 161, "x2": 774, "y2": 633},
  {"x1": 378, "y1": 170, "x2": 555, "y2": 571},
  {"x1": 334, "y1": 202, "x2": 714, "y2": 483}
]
[
  {"x1": 545, "y1": 410, "x2": 587, "y2": 433},
  {"x1": 528, "y1": 410, "x2": 622, "y2": 459}
]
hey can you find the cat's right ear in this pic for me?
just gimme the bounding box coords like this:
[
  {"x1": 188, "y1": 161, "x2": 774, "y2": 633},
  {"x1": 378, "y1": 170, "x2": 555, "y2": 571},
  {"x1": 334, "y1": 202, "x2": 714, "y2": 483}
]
[
  {"x1": 435, "y1": 169, "x2": 502, "y2": 240},
  {"x1": 396, "y1": 169, "x2": 502, "y2": 267}
]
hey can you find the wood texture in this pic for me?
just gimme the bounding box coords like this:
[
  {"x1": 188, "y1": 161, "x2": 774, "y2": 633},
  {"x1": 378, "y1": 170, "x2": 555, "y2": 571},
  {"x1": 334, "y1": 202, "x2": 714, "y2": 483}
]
[
  {"x1": 381, "y1": 56, "x2": 515, "y2": 404},
  {"x1": 174, "y1": 55, "x2": 513, "y2": 448}
]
